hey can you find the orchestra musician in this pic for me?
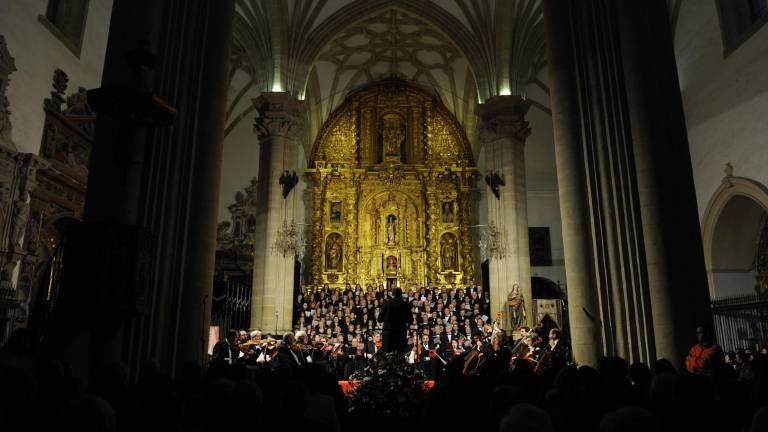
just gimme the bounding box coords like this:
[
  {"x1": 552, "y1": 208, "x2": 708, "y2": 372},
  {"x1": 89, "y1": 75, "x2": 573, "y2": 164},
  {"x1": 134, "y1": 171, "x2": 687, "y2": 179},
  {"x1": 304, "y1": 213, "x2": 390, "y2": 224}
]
[
  {"x1": 212, "y1": 330, "x2": 240, "y2": 365},
  {"x1": 239, "y1": 330, "x2": 264, "y2": 364},
  {"x1": 273, "y1": 332, "x2": 303, "y2": 370},
  {"x1": 547, "y1": 328, "x2": 569, "y2": 362}
]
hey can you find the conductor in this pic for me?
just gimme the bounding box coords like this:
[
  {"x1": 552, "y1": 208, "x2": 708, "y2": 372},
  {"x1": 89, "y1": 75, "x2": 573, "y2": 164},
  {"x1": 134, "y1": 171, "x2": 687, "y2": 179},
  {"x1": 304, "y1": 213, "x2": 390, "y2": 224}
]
[{"x1": 377, "y1": 287, "x2": 411, "y2": 354}]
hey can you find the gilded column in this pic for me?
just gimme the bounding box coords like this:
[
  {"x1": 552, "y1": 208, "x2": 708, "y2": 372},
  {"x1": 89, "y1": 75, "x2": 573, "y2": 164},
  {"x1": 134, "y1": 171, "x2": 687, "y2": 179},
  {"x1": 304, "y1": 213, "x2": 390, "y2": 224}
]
[
  {"x1": 457, "y1": 171, "x2": 475, "y2": 284},
  {"x1": 309, "y1": 171, "x2": 325, "y2": 286},
  {"x1": 251, "y1": 92, "x2": 303, "y2": 334},
  {"x1": 477, "y1": 96, "x2": 532, "y2": 331}
]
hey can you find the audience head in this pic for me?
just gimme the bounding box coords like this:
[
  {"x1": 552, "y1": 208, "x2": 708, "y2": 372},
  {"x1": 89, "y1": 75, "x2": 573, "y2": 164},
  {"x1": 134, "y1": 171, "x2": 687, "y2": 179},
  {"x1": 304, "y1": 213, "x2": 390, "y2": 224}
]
[
  {"x1": 653, "y1": 358, "x2": 677, "y2": 375},
  {"x1": 695, "y1": 323, "x2": 715, "y2": 345},
  {"x1": 499, "y1": 403, "x2": 554, "y2": 432},
  {"x1": 226, "y1": 330, "x2": 238, "y2": 345},
  {"x1": 279, "y1": 380, "x2": 309, "y2": 415},
  {"x1": 599, "y1": 406, "x2": 659, "y2": 432}
]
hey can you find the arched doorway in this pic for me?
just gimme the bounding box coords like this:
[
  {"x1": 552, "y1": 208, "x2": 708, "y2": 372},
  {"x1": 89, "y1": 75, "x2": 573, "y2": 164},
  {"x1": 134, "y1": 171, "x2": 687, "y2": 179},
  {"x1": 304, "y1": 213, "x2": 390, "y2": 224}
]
[
  {"x1": 530, "y1": 276, "x2": 566, "y2": 339},
  {"x1": 702, "y1": 177, "x2": 768, "y2": 350}
]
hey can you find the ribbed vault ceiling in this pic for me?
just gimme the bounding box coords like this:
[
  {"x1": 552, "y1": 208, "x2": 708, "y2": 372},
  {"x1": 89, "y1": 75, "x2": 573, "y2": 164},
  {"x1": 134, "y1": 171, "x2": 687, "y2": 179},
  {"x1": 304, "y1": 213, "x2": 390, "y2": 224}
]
[{"x1": 226, "y1": 0, "x2": 548, "y2": 153}]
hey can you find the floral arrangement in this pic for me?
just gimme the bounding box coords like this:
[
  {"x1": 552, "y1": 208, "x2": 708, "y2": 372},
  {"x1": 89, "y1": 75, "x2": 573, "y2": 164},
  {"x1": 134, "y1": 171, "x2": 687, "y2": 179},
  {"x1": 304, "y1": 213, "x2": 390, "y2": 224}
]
[{"x1": 347, "y1": 352, "x2": 427, "y2": 418}]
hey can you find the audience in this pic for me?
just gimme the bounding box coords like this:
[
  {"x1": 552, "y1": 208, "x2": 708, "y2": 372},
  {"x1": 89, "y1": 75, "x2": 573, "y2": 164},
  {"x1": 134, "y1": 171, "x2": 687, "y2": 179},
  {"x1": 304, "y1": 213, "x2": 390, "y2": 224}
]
[{"x1": 1, "y1": 313, "x2": 768, "y2": 431}]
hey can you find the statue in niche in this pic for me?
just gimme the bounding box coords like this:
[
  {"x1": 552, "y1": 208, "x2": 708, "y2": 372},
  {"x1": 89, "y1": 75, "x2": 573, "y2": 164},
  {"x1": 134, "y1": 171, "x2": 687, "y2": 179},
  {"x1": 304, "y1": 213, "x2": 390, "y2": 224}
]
[
  {"x1": 506, "y1": 283, "x2": 527, "y2": 330},
  {"x1": 440, "y1": 233, "x2": 458, "y2": 271},
  {"x1": 381, "y1": 115, "x2": 404, "y2": 160},
  {"x1": 329, "y1": 201, "x2": 342, "y2": 224},
  {"x1": 441, "y1": 201, "x2": 454, "y2": 223},
  {"x1": 325, "y1": 234, "x2": 343, "y2": 272},
  {"x1": 386, "y1": 255, "x2": 398, "y2": 272},
  {"x1": 386, "y1": 214, "x2": 398, "y2": 244}
]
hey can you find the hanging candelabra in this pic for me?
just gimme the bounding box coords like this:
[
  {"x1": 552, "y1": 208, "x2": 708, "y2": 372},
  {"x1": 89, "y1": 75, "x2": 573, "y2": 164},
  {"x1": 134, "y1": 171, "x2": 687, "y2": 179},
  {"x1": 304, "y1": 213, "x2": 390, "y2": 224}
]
[
  {"x1": 271, "y1": 218, "x2": 306, "y2": 258},
  {"x1": 478, "y1": 220, "x2": 507, "y2": 261}
]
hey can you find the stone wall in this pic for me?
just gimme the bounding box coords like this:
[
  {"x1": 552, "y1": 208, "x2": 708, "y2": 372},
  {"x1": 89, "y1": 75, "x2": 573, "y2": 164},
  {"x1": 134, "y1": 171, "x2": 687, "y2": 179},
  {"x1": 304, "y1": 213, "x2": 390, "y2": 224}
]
[
  {"x1": 674, "y1": 0, "x2": 768, "y2": 218},
  {"x1": 0, "y1": 0, "x2": 112, "y2": 154}
]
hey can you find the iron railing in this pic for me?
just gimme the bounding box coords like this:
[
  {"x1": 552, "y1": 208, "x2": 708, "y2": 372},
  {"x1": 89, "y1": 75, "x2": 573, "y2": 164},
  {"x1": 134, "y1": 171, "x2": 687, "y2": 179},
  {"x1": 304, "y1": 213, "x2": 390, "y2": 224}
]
[
  {"x1": 211, "y1": 278, "x2": 252, "y2": 339},
  {"x1": 711, "y1": 293, "x2": 768, "y2": 351}
]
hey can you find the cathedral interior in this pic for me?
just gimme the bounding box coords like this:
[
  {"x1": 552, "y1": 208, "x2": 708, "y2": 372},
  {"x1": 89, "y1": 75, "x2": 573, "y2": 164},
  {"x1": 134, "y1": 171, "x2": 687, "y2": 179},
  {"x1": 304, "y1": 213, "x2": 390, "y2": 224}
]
[{"x1": 1, "y1": 0, "x2": 768, "y2": 430}]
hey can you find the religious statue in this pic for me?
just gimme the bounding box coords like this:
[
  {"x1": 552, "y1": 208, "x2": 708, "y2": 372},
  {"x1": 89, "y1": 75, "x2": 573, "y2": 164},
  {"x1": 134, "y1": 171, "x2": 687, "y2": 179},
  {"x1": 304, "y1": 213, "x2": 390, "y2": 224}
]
[
  {"x1": 506, "y1": 283, "x2": 527, "y2": 330},
  {"x1": 386, "y1": 214, "x2": 398, "y2": 244},
  {"x1": 216, "y1": 221, "x2": 233, "y2": 246},
  {"x1": 386, "y1": 255, "x2": 398, "y2": 272},
  {"x1": 329, "y1": 201, "x2": 342, "y2": 224},
  {"x1": 440, "y1": 233, "x2": 458, "y2": 271},
  {"x1": 381, "y1": 115, "x2": 404, "y2": 159},
  {"x1": 325, "y1": 234, "x2": 343, "y2": 271},
  {"x1": 10, "y1": 200, "x2": 29, "y2": 249},
  {"x1": 441, "y1": 201, "x2": 454, "y2": 223}
]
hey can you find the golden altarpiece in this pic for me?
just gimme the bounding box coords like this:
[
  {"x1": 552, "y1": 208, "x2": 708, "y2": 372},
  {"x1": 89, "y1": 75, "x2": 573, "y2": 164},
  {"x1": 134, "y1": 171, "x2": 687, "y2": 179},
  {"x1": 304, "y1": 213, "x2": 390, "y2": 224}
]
[{"x1": 306, "y1": 81, "x2": 476, "y2": 289}]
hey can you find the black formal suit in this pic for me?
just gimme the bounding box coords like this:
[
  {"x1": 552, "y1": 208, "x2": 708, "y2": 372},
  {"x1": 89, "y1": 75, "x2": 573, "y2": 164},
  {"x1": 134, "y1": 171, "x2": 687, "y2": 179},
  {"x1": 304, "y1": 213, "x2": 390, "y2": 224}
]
[
  {"x1": 212, "y1": 340, "x2": 237, "y2": 364},
  {"x1": 273, "y1": 343, "x2": 302, "y2": 369},
  {"x1": 549, "y1": 339, "x2": 569, "y2": 363},
  {"x1": 377, "y1": 296, "x2": 411, "y2": 354}
]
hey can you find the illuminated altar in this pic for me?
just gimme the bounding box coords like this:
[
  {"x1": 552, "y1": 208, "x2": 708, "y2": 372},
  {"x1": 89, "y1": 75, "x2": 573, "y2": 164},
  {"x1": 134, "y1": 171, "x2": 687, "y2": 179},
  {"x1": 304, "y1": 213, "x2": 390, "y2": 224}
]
[{"x1": 306, "y1": 80, "x2": 476, "y2": 289}]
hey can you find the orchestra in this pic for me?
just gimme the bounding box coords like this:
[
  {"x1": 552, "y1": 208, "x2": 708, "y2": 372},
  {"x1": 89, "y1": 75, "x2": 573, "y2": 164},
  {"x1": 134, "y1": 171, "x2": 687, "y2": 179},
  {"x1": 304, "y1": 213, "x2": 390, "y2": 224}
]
[{"x1": 211, "y1": 285, "x2": 570, "y2": 377}]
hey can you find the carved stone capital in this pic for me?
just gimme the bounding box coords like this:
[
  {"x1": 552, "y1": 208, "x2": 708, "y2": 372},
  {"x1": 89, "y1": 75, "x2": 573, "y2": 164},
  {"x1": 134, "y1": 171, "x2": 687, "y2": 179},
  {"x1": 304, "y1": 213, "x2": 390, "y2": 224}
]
[
  {"x1": 477, "y1": 96, "x2": 531, "y2": 144},
  {"x1": 253, "y1": 92, "x2": 304, "y2": 141}
]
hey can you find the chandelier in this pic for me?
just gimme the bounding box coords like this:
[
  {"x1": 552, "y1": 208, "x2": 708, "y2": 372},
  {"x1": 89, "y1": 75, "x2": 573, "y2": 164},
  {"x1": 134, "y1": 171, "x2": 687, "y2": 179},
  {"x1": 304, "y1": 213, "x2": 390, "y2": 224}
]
[
  {"x1": 478, "y1": 220, "x2": 507, "y2": 261},
  {"x1": 271, "y1": 218, "x2": 305, "y2": 258}
]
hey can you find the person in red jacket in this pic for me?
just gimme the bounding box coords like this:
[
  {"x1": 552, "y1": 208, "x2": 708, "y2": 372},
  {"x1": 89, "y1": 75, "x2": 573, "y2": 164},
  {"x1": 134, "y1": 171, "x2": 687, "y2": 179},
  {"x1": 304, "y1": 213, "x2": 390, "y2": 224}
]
[{"x1": 685, "y1": 324, "x2": 724, "y2": 374}]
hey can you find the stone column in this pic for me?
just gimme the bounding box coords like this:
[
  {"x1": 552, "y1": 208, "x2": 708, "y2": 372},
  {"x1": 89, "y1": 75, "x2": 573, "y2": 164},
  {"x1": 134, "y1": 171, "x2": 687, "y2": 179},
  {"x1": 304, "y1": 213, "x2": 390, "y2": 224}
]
[
  {"x1": 543, "y1": 0, "x2": 710, "y2": 366},
  {"x1": 615, "y1": 0, "x2": 710, "y2": 363},
  {"x1": 477, "y1": 96, "x2": 533, "y2": 331},
  {"x1": 41, "y1": 0, "x2": 235, "y2": 380},
  {"x1": 251, "y1": 93, "x2": 303, "y2": 334},
  {"x1": 543, "y1": 0, "x2": 604, "y2": 367}
]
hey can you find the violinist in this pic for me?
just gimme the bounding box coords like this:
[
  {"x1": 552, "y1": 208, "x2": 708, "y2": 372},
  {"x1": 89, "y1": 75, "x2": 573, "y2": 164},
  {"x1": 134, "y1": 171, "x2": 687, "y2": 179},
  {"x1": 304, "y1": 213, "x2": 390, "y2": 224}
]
[
  {"x1": 311, "y1": 335, "x2": 328, "y2": 363},
  {"x1": 212, "y1": 330, "x2": 240, "y2": 365},
  {"x1": 534, "y1": 328, "x2": 568, "y2": 374},
  {"x1": 547, "y1": 328, "x2": 569, "y2": 364},
  {"x1": 273, "y1": 332, "x2": 303, "y2": 370},
  {"x1": 240, "y1": 330, "x2": 264, "y2": 364},
  {"x1": 294, "y1": 330, "x2": 313, "y2": 363}
]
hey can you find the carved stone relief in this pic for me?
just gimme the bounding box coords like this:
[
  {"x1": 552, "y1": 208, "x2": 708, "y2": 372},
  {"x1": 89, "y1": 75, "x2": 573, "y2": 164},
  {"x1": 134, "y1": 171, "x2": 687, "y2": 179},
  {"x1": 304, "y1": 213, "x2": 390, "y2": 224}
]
[{"x1": 0, "y1": 35, "x2": 18, "y2": 150}]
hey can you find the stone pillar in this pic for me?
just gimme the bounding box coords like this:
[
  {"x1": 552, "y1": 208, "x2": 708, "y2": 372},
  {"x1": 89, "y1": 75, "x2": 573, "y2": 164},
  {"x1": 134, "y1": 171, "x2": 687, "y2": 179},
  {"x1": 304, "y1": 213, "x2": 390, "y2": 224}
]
[
  {"x1": 615, "y1": 0, "x2": 710, "y2": 363},
  {"x1": 40, "y1": 0, "x2": 235, "y2": 380},
  {"x1": 477, "y1": 96, "x2": 533, "y2": 331},
  {"x1": 543, "y1": 0, "x2": 604, "y2": 367},
  {"x1": 251, "y1": 93, "x2": 303, "y2": 334},
  {"x1": 543, "y1": 0, "x2": 710, "y2": 366}
]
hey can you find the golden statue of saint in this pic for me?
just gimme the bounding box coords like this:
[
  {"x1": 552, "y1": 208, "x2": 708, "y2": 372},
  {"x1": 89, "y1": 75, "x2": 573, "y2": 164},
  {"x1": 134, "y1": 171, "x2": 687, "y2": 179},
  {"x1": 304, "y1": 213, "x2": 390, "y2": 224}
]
[
  {"x1": 325, "y1": 234, "x2": 343, "y2": 271},
  {"x1": 386, "y1": 214, "x2": 398, "y2": 244},
  {"x1": 506, "y1": 283, "x2": 527, "y2": 330},
  {"x1": 382, "y1": 116, "x2": 404, "y2": 158},
  {"x1": 441, "y1": 234, "x2": 457, "y2": 270}
]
